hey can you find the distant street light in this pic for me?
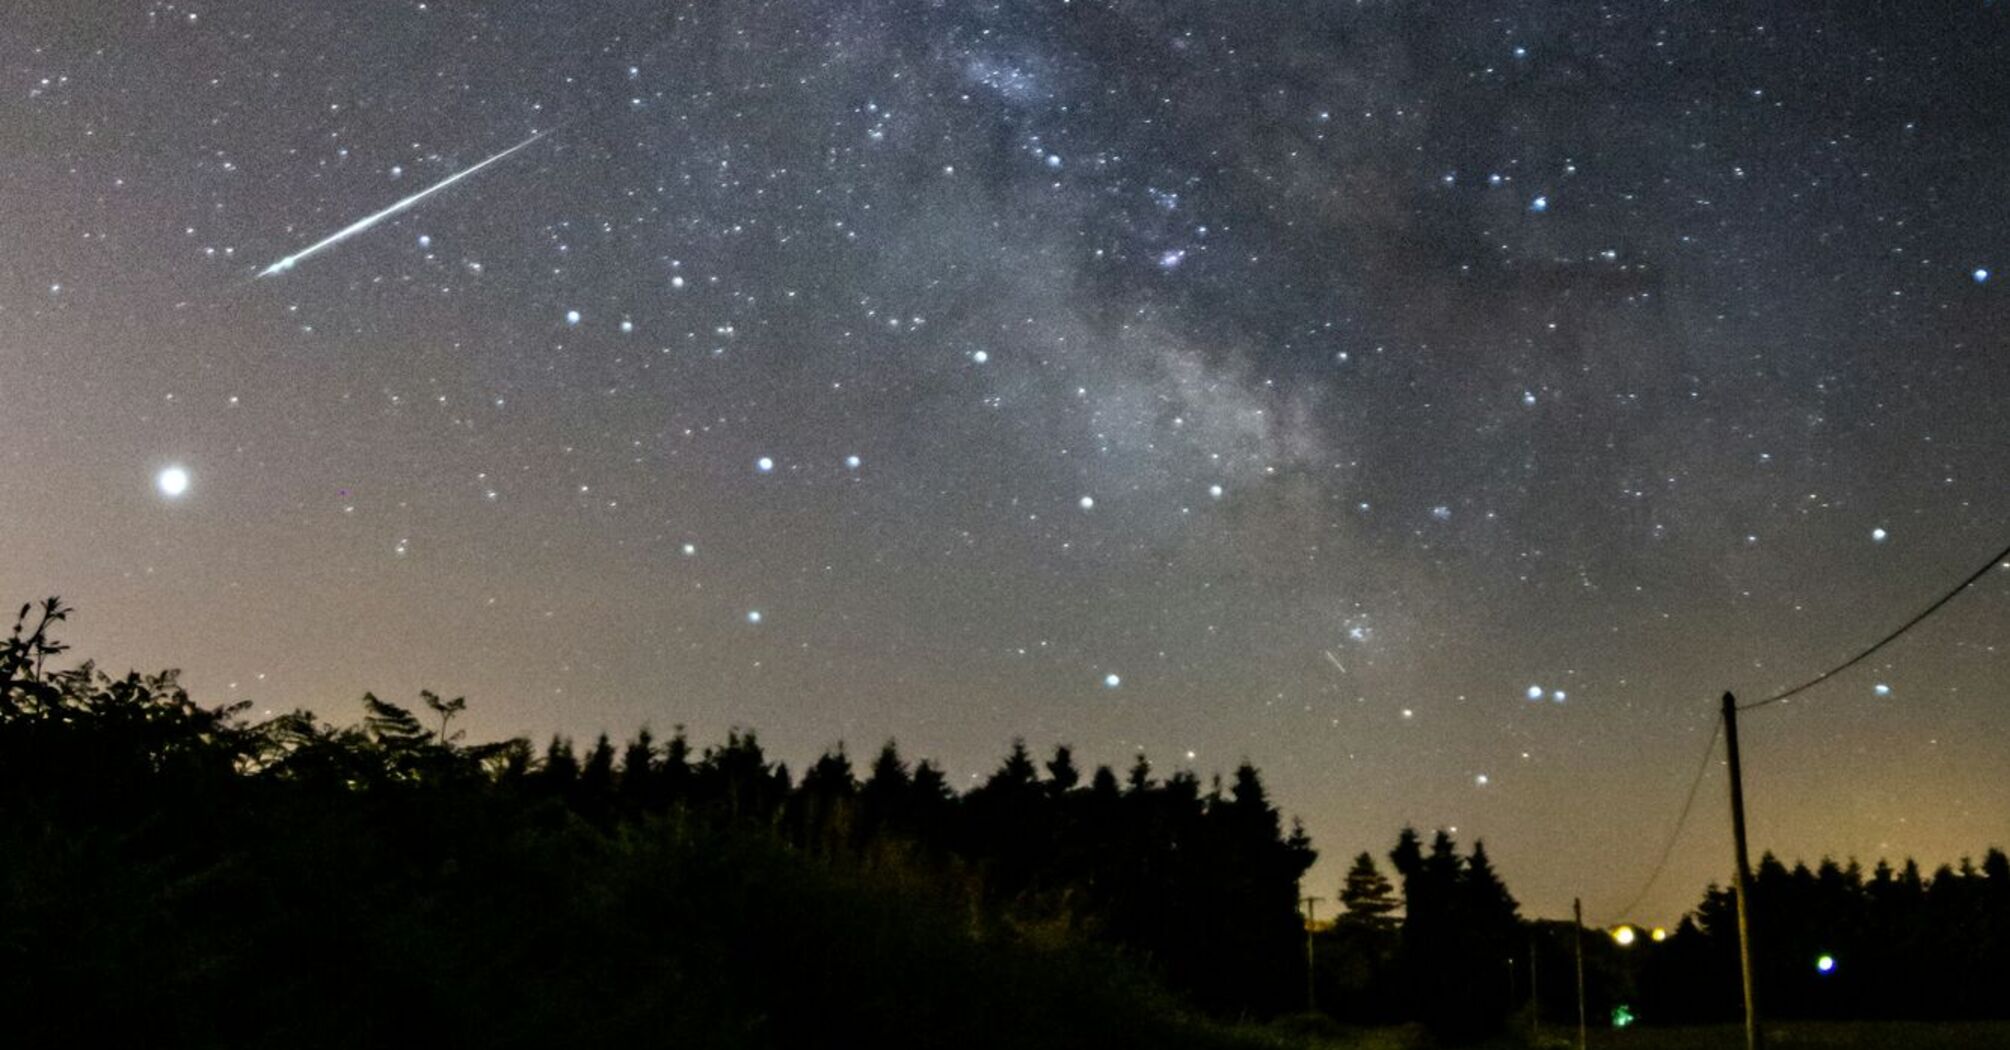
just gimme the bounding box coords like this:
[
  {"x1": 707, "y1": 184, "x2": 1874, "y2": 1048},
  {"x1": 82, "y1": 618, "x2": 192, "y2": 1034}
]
[{"x1": 1611, "y1": 925, "x2": 1637, "y2": 947}]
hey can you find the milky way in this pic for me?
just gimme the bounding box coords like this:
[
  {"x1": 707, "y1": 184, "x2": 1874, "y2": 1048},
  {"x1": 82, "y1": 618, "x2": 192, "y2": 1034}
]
[{"x1": 3, "y1": 0, "x2": 2008, "y2": 922}]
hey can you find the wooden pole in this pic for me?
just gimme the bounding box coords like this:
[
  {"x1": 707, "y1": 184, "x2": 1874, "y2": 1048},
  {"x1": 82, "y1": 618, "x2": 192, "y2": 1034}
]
[
  {"x1": 1722, "y1": 692, "x2": 1764, "y2": 1050},
  {"x1": 1573, "y1": 898, "x2": 1587, "y2": 1050},
  {"x1": 1303, "y1": 895, "x2": 1322, "y2": 1013}
]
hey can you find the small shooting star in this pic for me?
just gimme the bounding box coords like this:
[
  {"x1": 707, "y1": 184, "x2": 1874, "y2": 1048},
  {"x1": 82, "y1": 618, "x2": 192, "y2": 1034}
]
[
  {"x1": 258, "y1": 129, "x2": 551, "y2": 278},
  {"x1": 1323, "y1": 650, "x2": 1348, "y2": 675}
]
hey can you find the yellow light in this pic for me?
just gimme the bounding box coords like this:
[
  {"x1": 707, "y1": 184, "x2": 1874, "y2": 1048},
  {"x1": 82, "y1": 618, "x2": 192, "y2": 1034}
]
[
  {"x1": 1612, "y1": 925, "x2": 1637, "y2": 946},
  {"x1": 1650, "y1": 927, "x2": 1668, "y2": 942}
]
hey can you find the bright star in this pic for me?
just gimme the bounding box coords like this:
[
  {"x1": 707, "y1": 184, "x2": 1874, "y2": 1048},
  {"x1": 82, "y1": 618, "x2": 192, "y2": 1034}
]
[
  {"x1": 1974, "y1": 268, "x2": 1990, "y2": 284},
  {"x1": 1529, "y1": 195, "x2": 1549, "y2": 213},
  {"x1": 565, "y1": 310, "x2": 581, "y2": 326},
  {"x1": 845, "y1": 455, "x2": 862, "y2": 470},
  {"x1": 756, "y1": 457, "x2": 775, "y2": 473},
  {"x1": 746, "y1": 610, "x2": 763, "y2": 624},
  {"x1": 156, "y1": 466, "x2": 191, "y2": 498},
  {"x1": 1079, "y1": 496, "x2": 1095, "y2": 510},
  {"x1": 1873, "y1": 683, "x2": 1891, "y2": 697},
  {"x1": 1104, "y1": 673, "x2": 1121, "y2": 688},
  {"x1": 1526, "y1": 685, "x2": 1545, "y2": 701},
  {"x1": 1871, "y1": 527, "x2": 1889, "y2": 543}
]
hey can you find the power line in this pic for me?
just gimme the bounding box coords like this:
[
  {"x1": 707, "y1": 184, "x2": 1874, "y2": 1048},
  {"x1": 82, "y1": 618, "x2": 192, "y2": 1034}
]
[
  {"x1": 1603, "y1": 712, "x2": 1721, "y2": 924},
  {"x1": 1739, "y1": 537, "x2": 2010, "y2": 712}
]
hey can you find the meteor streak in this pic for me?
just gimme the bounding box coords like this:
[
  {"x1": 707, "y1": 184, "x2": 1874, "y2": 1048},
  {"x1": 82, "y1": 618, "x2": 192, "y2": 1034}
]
[{"x1": 257, "y1": 129, "x2": 548, "y2": 278}]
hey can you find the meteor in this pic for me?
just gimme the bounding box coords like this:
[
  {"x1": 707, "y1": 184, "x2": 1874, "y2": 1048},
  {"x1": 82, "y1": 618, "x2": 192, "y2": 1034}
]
[{"x1": 257, "y1": 129, "x2": 549, "y2": 278}]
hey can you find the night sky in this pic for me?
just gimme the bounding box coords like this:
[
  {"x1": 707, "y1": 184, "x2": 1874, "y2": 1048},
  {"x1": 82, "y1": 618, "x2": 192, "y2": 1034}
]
[{"x1": 5, "y1": 1, "x2": 2008, "y2": 924}]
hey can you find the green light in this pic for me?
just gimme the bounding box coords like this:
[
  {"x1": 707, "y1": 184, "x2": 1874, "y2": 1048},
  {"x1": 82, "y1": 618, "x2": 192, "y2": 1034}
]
[
  {"x1": 1612, "y1": 1004, "x2": 1636, "y2": 1028},
  {"x1": 1816, "y1": 953, "x2": 1836, "y2": 974}
]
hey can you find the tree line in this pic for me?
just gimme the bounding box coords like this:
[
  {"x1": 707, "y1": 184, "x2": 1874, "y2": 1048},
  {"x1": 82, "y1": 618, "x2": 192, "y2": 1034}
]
[
  {"x1": 1311, "y1": 825, "x2": 2010, "y2": 1035},
  {"x1": 0, "y1": 598, "x2": 1314, "y2": 1043},
  {"x1": 8, "y1": 597, "x2": 2005, "y2": 1044}
]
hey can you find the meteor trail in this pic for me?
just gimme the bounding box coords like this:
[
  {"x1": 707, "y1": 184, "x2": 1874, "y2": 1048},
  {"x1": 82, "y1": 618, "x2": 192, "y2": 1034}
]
[{"x1": 257, "y1": 129, "x2": 549, "y2": 278}]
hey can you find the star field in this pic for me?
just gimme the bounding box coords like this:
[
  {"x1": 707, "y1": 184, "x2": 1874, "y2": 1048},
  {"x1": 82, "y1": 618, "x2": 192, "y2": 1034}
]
[{"x1": 3, "y1": 0, "x2": 2008, "y2": 922}]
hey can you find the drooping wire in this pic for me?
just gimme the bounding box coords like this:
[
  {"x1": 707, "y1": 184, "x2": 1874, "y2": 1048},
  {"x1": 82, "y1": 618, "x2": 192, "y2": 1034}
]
[
  {"x1": 1602, "y1": 711, "x2": 1722, "y2": 925},
  {"x1": 1738, "y1": 538, "x2": 2010, "y2": 711}
]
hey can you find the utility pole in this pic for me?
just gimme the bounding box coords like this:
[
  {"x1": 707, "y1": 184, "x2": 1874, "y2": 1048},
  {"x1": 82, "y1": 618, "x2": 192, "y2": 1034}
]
[
  {"x1": 1573, "y1": 898, "x2": 1587, "y2": 1050},
  {"x1": 1722, "y1": 692, "x2": 1764, "y2": 1050},
  {"x1": 1301, "y1": 896, "x2": 1323, "y2": 1012}
]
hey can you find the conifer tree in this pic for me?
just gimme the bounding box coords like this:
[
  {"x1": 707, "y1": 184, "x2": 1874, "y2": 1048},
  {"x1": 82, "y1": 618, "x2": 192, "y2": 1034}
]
[{"x1": 1338, "y1": 851, "x2": 1399, "y2": 931}]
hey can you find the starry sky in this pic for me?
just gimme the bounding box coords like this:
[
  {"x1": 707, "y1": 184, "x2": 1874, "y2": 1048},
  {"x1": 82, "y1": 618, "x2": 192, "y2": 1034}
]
[{"x1": 4, "y1": 0, "x2": 2008, "y2": 924}]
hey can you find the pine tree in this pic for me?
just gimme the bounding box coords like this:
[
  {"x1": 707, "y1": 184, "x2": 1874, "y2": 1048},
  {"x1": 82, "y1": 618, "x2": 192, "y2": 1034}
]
[
  {"x1": 1338, "y1": 851, "x2": 1399, "y2": 931},
  {"x1": 578, "y1": 733, "x2": 617, "y2": 814},
  {"x1": 618, "y1": 728, "x2": 656, "y2": 808}
]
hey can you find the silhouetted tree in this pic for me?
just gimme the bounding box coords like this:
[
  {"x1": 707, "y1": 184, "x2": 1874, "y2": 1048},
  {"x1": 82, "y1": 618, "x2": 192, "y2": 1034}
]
[{"x1": 1338, "y1": 851, "x2": 1399, "y2": 931}]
